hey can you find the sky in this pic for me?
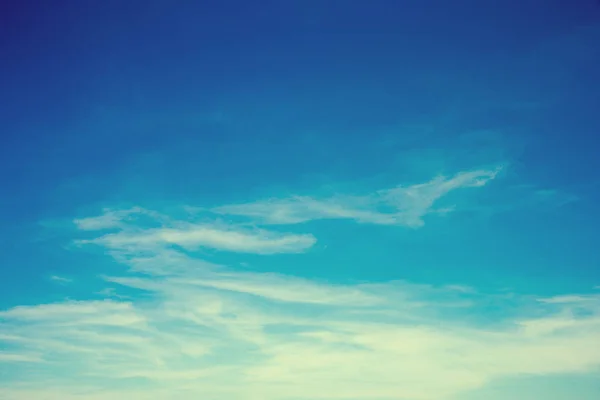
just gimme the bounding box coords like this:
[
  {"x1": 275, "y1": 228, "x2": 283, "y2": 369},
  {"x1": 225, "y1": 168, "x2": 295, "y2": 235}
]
[{"x1": 1, "y1": 0, "x2": 600, "y2": 399}]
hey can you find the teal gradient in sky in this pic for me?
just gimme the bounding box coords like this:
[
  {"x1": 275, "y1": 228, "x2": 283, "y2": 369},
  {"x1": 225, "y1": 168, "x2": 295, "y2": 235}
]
[{"x1": 1, "y1": 1, "x2": 600, "y2": 399}]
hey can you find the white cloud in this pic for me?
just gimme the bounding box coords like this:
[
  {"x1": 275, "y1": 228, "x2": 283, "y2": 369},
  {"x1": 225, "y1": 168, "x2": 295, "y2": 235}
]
[
  {"x1": 0, "y1": 300, "x2": 145, "y2": 327},
  {"x1": 2, "y1": 263, "x2": 600, "y2": 400},
  {"x1": 0, "y1": 352, "x2": 44, "y2": 363},
  {"x1": 75, "y1": 209, "x2": 316, "y2": 255},
  {"x1": 50, "y1": 275, "x2": 72, "y2": 284},
  {"x1": 2, "y1": 204, "x2": 600, "y2": 400},
  {"x1": 86, "y1": 226, "x2": 316, "y2": 255},
  {"x1": 164, "y1": 272, "x2": 382, "y2": 306},
  {"x1": 73, "y1": 207, "x2": 143, "y2": 231},
  {"x1": 3, "y1": 169, "x2": 598, "y2": 400},
  {"x1": 538, "y1": 294, "x2": 599, "y2": 304},
  {"x1": 213, "y1": 167, "x2": 501, "y2": 227}
]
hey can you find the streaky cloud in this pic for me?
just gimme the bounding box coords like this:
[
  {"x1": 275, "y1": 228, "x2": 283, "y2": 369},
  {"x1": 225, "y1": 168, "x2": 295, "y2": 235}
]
[
  {"x1": 75, "y1": 208, "x2": 316, "y2": 255},
  {"x1": 2, "y1": 197, "x2": 600, "y2": 400},
  {"x1": 213, "y1": 167, "x2": 502, "y2": 227}
]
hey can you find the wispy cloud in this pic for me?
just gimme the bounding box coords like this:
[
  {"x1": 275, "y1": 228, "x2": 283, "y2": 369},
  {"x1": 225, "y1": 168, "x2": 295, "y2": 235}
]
[
  {"x1": 73, "y1": 207, "x2": 145, "y2": 231},
  {"x1": 0, "y1": 352, "x2": 44, "y2": 363},
  {"x1": 2, "y1": 193, "x2": 600, "y2": 400},
  {"x1": 50, "y1": 275, "x2": 73, "y2": 284},
  {"x1": 213, "y1": 168, "x2": 502, "y2": 227},
  {"x1": 83, "y1": 226, "x2": 316, "y2": 255},
  {"x1": 75, "y1": 209, "x2": 316, "y2": 255}
]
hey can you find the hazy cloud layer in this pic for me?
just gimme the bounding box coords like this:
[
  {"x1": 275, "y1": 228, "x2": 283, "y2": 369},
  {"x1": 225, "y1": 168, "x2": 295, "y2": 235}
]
[{"x1": 1, "y1": 168, "x2": 599, "y2": 400}]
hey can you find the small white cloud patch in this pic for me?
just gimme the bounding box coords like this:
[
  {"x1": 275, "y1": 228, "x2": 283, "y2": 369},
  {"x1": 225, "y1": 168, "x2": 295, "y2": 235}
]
[{"x1": 50, "y1": 275, "x2": 73, "y2": 284}]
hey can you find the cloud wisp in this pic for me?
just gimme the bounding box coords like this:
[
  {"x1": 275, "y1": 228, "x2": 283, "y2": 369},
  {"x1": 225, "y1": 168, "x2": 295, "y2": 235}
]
[
  {"x1": 75, "y1": 212, "x2": 316, "y2": 255},
  {"x1": 213, "y1": 168, "x2": 502, "y2": 227},
  {"x1": 50, "y1": 275, "x2": 73, "y2": 284}
]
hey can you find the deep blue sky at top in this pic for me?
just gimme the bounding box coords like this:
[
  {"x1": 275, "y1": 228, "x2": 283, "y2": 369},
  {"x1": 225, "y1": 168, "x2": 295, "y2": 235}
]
[{"x1": 1, "y1": 0, "x2": 600, "y2": 306}]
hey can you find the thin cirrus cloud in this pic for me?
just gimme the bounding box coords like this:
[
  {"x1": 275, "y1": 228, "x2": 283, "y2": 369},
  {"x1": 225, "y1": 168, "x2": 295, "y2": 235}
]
[
  {"x1": 213, "y1": 167, "x2": 502, "y2": 227},
  {"x1": 50, "y1": 275, "x2": 73, "y2": 284},
  {"x1": 1, "y1": 206, "x2": 600, "y2": 400},
  {"x1": 73, "y1": 207, "x2": 146, "y2": 231},
  {"x1": 2, "y1": 167, "x2": 599, "y2": 400},
  {"x1": 71, "y1": 167, "x2": 500, "y2": 259},
  {"x1": 76, "y1": 218, "x2": 317, "y2": 255}
]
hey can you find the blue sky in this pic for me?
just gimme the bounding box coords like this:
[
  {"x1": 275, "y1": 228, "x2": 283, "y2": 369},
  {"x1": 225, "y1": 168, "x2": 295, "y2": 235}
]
[{"x1": 1, "y1": 1, "x2": 600, "y2": 399}]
